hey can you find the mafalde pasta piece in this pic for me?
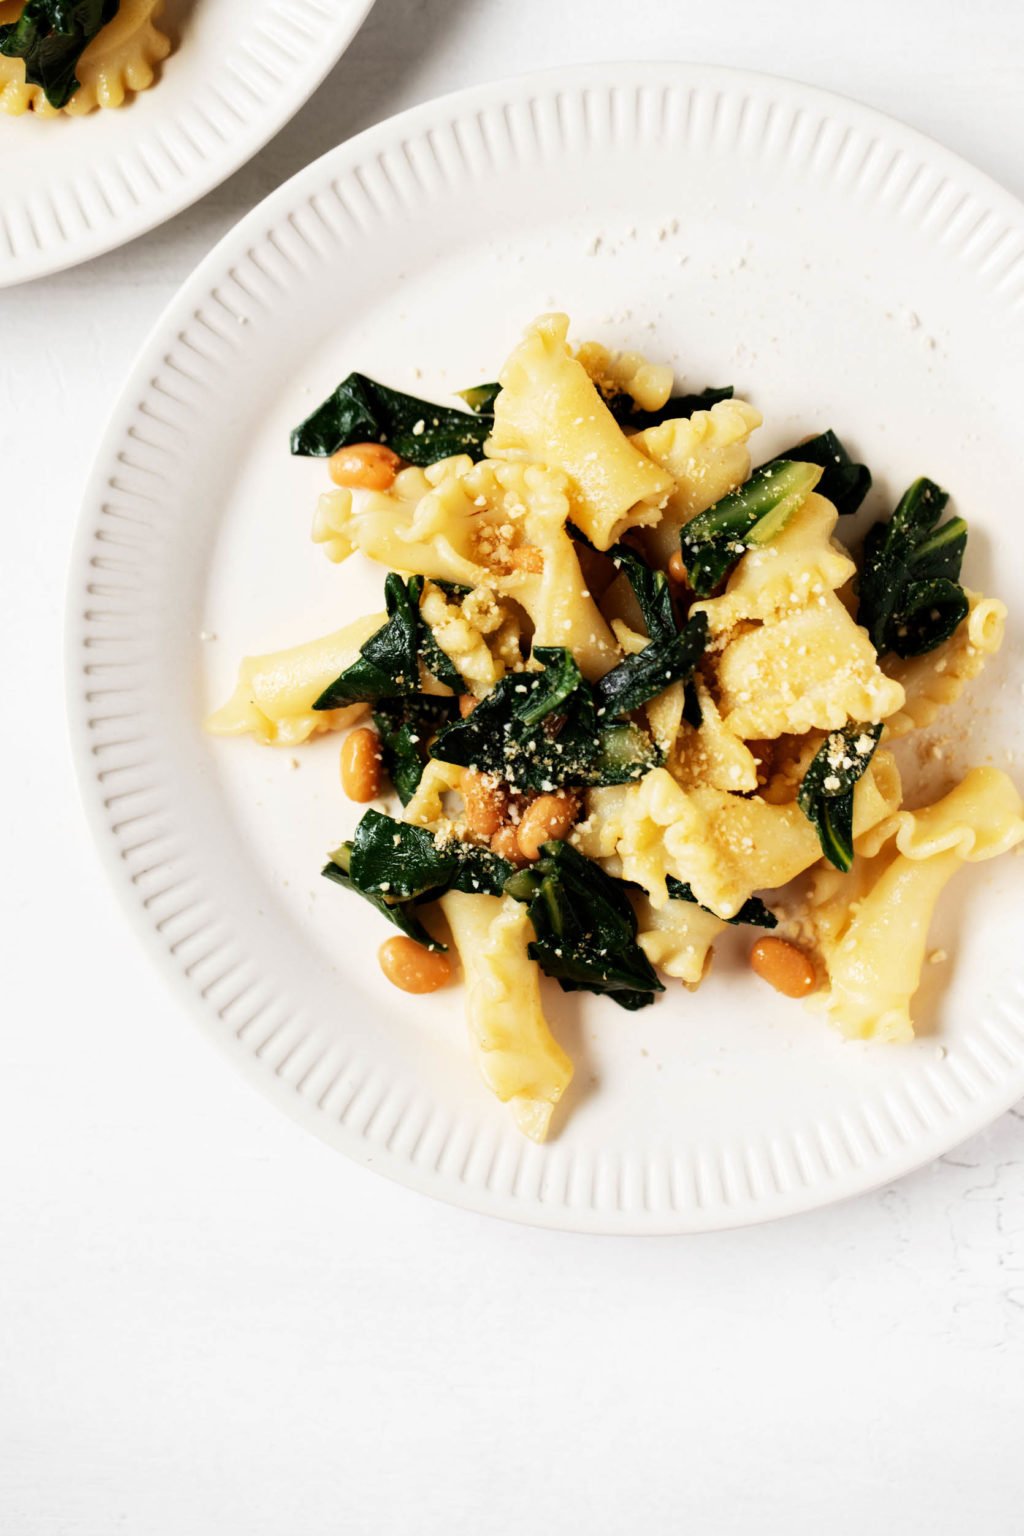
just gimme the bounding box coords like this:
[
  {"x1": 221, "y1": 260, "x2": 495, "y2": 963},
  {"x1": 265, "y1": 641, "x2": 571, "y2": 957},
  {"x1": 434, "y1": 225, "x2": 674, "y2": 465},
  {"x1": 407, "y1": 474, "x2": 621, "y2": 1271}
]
[
  {"x1": 670, "y1": 675, "x2": 760, "y2": 793},
  {"x1": 691, "y1": 493, "x2": 857, "y2": 638},
  {"x1": 861, "y1": 765, "x2": 1024, "y2": 864},
  {"x1": 205, "y1": 612, "x2": 384, "y2": 746},
  {"x1": 484, "y1": 314, "x2": 673, "y2": 550},
  {"x1": 0, "y1": 0, "x2": 170, "y2": 117},
  {"x1": 402, "y1": 759, "x2": 466, "y2": 827},
  {"x1": 440, "y1": 890, "x2": 573, "y2": 1142},
  {"x1": 632, "y1": 890, "x2": 726, "y2": 988},
  {"x1": 455, "y1": 458, "x2": 620, "y2": 680},
  {"x1": 575, "y1": 340, "x2": 674, "y2": 413},
  {"x1": 311, "y1": 461, "x2": 488, "y2": 585},
  {"x1": 714, "y1": 590, "x2": 905, "y2": 741},
  {"x1": 813, "y1": 768, "x2": 1024, "y2": 1042},
  {"x1": 881, "y1": 590, "x2": 1007, "y2": 738},
  {"x1": 480, "y1": 459, "x2": 621, "y2": 673},
  {"x1": 576, "y1": 755, "x2": 901, "y2": 919},
  {"x1": 420, "y1": 583, "x2": 520, "y2": 697},
  {"x1": 631, "y1": 398, "x2": 763, "y2": 566},
  {"x1": 645, "y1": 681, "x2": 686, "y2": 758},
  {"x1": 316, "y1": 451, "x2": 619, "y2": 680}
]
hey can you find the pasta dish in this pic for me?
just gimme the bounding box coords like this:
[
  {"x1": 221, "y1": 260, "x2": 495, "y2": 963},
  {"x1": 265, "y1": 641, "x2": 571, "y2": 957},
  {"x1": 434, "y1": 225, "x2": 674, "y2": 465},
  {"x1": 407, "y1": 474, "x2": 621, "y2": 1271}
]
[
  {"x1": 0, "y1": 1, "x2": 169, "y2": 115},
  {"x1": 207, "y1": 313, "x2": 1023, "y2": 1141}
]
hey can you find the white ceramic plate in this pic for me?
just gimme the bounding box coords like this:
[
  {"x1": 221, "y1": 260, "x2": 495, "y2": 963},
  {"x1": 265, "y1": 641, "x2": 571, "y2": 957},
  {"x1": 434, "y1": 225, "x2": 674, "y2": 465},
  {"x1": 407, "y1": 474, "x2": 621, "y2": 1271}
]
[
  {"x1": 0, "y1": 0, "x2": 374, "y2": 286},
  {"x1": 68, "y1": 63, "x2": 1024, "y2": 1232}
]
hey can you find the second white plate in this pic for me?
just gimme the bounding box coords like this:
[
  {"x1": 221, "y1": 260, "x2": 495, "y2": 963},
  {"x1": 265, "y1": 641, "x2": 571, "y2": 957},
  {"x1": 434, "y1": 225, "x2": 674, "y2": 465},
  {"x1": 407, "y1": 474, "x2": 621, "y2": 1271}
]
[
  {"x1": 68, "y1": 63, "x2": 1024, "y2": 1231},
  {"x1": 0, "y1": 0, "x2": 374, "y2": 286}
]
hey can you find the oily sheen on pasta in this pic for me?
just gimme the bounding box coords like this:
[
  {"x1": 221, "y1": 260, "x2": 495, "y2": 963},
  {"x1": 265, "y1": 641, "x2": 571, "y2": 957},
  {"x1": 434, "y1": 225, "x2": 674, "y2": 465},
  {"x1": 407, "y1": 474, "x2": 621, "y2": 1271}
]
[
  {"x1": 207, "y1": 312, "x2": 1021, "y2": 1141},
  {"x1": 0, "y1": 0, "x2": 170, "y2": 117}
]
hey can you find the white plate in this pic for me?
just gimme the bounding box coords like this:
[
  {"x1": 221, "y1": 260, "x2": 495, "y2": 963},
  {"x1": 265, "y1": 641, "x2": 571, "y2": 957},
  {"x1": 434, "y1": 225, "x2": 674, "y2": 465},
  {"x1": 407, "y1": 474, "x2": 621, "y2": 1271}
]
[
  {"x1": 67, "y1": 63, "x2": 1024, "y2": 1232},
  {"x1": 0, "y1": 0, "x2": 374, "y2": 286}
]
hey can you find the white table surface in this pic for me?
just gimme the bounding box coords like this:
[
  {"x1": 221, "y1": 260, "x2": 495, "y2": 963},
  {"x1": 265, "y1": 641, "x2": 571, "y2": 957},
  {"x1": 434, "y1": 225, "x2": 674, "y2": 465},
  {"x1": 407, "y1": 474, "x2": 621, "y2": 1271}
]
[{"x1": 3, "y1": 2, "x2": 1023, "y2": 1531}]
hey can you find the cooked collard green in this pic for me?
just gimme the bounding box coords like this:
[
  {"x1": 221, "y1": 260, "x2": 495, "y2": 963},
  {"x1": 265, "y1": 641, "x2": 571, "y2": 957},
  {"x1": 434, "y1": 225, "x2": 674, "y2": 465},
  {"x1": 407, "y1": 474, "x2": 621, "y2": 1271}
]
[
  {"x1": 505, "y1": 841, "x2": 664, "y2": 1010},
  {"x1": 0, "y1": 0, "x2": 117, "y2": 109},
  {"x1": 856, "y1": 477, "x2": 968, "y2": 658}
]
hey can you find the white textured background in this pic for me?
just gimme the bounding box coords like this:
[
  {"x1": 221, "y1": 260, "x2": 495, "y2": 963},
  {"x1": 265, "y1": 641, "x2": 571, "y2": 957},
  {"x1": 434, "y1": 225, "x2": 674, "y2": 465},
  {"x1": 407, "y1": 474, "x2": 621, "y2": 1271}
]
[{"x1": 3, "y1": 2, "x2": 1024, "y2": 1531}]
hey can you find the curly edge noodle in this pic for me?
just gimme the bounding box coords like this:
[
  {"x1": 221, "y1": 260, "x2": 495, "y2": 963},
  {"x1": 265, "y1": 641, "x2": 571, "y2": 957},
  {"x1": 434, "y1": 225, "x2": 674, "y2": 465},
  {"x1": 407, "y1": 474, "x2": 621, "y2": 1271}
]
[{"x1": 0, "y1": 0, "x2": 170, "y2": 117}]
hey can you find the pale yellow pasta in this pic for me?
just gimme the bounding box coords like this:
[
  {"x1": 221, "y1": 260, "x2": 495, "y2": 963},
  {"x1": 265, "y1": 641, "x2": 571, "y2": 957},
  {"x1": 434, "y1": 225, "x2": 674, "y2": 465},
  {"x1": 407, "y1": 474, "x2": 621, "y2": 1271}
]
[
  {"x1": 692, "y1": 493, "x2": 856, "y2": 638},
  {"x1": 402, "y1": 760, "x2": 466, "y2": 827},
  {"x1": 420, "y1": 583, "x2": 517, "y2": 697},
  {"x1": 608, "y1": 616, "x2": 648, "y2": 655},
  {"x1": 633, "y1": 891, "x2": 725, "y2": 988},
  {"x1": 0, "y1": 0, "x2": 170, "y2": 117},
  {"x1": 881, "y1": 591, "x2": 1007, "y2": 738},
  {"x1": 814, "y1": 768, "x2": 1024, "y2": 1042},
  {"x1": 311, "y1": 463, "x2": 486, "y2": 586},
  {"x1": 860, "y1": 764, "x2": 1024, "y2": 864},
  {"x1": 645, "y1": 681, "x2": 686, "y2": 758},
  {"x1": 440, "y1": 891, "x2": 573, "y2": 1142},
  {"x1": 464, "y1": 460, "x2": 620, "y2": 678},
  {"x1": 714, "y1": 590, "x2": 905, "y2": 740},
  {"x1": 484, "y1": 314, "x2": 673, "y2": 550},
  {"x1": 316, "y1": 454, "x2": 619, "y2": 680},
  {"x1": 415, "y1": 458, "x2": 620, "y2": 678},
  {"x1": 670, "y1": 675, "x2": 760, "y2": 794},
  {"x1": 631, "y1": 398, "x2": 763, "y2": 567},
  {"x1": 205, "y1": 612, "x2": 383, "y2": 747},
  {"x1": 576, "y1": 754, "x2": 902, "y2": 919},
  {"x1": 575, "y1": 340, "x2": 673, "y2": 413}
]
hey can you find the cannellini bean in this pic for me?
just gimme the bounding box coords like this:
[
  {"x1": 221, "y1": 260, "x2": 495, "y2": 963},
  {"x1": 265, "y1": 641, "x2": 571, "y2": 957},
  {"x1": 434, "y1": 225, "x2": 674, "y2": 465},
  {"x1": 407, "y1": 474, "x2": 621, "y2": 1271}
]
[
  {"x1": 516, "y1": 793, "x2": 578, "y2": 862},
  {"x1": 749, "y1": 937, "x2": 817, "y2": 998},
  {"x1": 340, "y1": 727, "x2": 382, "y2": 802},
  {"x1": 491, "y1": 824, "x2": 529, "y2": 868},
  {"x1": 329, "y1": 442, "x2": 403, "y2": 491},
  {"x1": 378, "y1": 936, "x2": 452, "y2": 994},
  {"x1": 462, "y1": 771, "x2": 507, "y2": 840}
]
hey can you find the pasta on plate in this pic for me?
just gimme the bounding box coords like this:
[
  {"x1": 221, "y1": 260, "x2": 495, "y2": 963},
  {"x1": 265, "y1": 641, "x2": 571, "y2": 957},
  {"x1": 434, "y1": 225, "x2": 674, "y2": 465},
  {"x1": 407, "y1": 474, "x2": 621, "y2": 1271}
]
[
  {"x1": 207, "y1": 313, "x2": 1023, "y2": 1141},
  {"x1": 0, "y1": 0, "x2": 170, "y2": 117}
]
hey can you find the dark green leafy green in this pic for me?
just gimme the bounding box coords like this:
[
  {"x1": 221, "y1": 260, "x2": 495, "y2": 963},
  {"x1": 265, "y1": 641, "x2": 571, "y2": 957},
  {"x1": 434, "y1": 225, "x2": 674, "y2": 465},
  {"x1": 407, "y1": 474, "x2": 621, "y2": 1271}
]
[
  {"x1": 456, "y1": 382, "x2": 500, "y2": 414},
  {"x1": 606, "y1": 541, "x2": 677, "y2": 642},
  {"x1": 797, "y1": 723, "x2": 883, "y2": 872},
  {"x1": 416, "y1": 620, "x2": 462, "y2": 692},
  {"x1": 680, "y1": 460, "x2": 823, "y2": 596},
  {"x1": 372, "y1": 695, "x2": 457, "y2": 805},
  {"x1": 666, "y1": 876, "x2": 777, "y2": 929},
  {"x1": 290, "y1": 374, "x2": 491, "y2": 463},
  {"x1": 593, "y1": 612, "x2": 708, "y2": 719},
  {"x1": 322, "y1": 843, "x2": 444, "y2": 951},
  {"x1": 605, "y1": 385, "x2": 735, "y2": 431},
  {"x1": 348, "y1": 810, "x2": 512, "y2": 900},
  {"x1": 429, "y1": 647, "x2": 662, "y2": 791},
  {"x1": 313, "y1": 573, "x2": 421, "y2": 709},
  {"x1": 322, "y1": 811, "x2": 515, "y2": 950},
  {"x1": 0, "y1": 0, "x2": 117, "y2": 109},
  {"x1": 313, "y1": 574, "x2": 462, "y2": 711},
  {"x1": 856, "y1": 477, "x2": 969, "y2": 658},
  {"x1": 431, "y1": 578, "x2": 474, "y2": 601},
  {"x1": 681, "y1": 686, "x2": 703, "y2": 730},
  {"x1": 769, "y1": 429, "x2": 871, "y2": 517},
  {"x1": 505, "y1": 842, "x2": 664, "y2": 1010}
]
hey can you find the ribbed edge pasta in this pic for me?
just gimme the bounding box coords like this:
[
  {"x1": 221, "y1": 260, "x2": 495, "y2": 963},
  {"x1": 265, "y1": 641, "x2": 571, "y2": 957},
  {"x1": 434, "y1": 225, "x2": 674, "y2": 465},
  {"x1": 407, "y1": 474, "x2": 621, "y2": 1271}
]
[
  {"x1": 440, "y1": 891, "x2": 574, "y2": 1142},
  {"x1": 0, "y1": 0, "x2": 171, "y2": 117},
  {"x1": 881, "y1": 591, "x2": 1007, "y2": 738},
  {"x1": 575, "y1": 339, "x2": 673, "y2": 413}
]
